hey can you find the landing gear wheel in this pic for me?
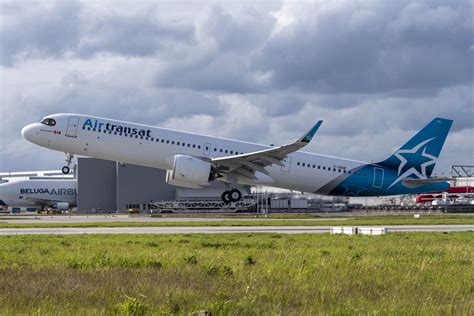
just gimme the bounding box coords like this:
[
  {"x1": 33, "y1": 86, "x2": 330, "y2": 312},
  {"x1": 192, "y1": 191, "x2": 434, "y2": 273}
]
[
  {"x1": 62, "y1": 152, "x2": 74, "y2": 175},
  {"x1": 229, "y1": 189, "x2": 242, "y2": 202},
  {"x1": 221, "y1": 191, "x2": 232, "y2": 204}
]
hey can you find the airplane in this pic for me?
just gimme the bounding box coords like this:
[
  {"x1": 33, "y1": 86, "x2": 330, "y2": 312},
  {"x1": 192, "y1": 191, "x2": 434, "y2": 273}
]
[
  {"x1": 21, "y1": 114, "x2": 453, "y2": 203},
  {"x1": 0, "y1": 179, "x2": 77, "y2": 210}
]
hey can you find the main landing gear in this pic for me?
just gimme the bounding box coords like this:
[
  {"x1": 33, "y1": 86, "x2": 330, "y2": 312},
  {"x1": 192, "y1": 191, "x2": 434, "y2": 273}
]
[
  {"x1": 62, "y1": 153, "x2": 74, "y2": 174},
  {"x1": 221, "y1": 189, "x2": 242, "y2": 204}
]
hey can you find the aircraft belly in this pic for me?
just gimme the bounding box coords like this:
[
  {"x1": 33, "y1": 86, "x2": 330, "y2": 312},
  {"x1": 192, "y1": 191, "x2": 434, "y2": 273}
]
[{"x1": 265, "y1": 167, "x2": 334, "y2": 193}]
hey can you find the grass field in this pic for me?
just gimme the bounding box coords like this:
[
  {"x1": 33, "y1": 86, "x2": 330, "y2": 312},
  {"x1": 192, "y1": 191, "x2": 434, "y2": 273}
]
[
  {"x1": 0, "y1": 232, "x2": 472, "y2": 315},
  {"x1": 1, "y1": 214, "x2": 474, "y2": 228}
]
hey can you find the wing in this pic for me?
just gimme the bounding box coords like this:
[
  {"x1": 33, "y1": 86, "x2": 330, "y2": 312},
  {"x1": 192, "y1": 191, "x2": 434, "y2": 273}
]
[{"x1": 211, "y1": 121, "x2": 323, "y2": 181}]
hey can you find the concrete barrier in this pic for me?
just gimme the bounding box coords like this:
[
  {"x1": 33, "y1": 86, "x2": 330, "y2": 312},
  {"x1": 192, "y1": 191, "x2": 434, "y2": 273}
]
[
  {"x1": 330, "y1": 226, "x2": 357, "y2": 235},
  {"x1": 331, "y1": 226, "x2": 387, "y2": 236},
  {"x1": 356, "y1": 227, "x2": 386, "y2": 236}
]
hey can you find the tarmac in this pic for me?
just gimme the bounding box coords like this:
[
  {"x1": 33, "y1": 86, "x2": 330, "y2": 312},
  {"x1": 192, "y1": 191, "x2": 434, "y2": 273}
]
[
  {"x1": 0, "y1": 214, "x2": 352, "y2": 224},
  {"x1": 0, "y1": 225, "x2": 472, "y2": 235}
]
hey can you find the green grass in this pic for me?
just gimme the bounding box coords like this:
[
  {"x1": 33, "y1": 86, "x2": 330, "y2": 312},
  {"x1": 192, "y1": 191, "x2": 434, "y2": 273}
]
[
  {"x1": 0, "y1": 214, "x2": 473, "y2": 228},
  {"x1": 0, "y1": 232, "x2": 472, "y2": 314}
]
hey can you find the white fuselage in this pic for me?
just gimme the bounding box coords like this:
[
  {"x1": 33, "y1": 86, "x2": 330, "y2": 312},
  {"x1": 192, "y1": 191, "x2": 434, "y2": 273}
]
[
  {"x1": 0, "y1": 179, "x2": 77, "y2": 208},
  {"x1": 21, "y1": 114, "x2": 371, "y2": 194}
]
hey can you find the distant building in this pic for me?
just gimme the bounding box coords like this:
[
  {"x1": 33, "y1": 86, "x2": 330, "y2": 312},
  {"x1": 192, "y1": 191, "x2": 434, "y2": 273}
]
[{"x1": 76, "y1": 158, "x2": 248, "y2": 213}]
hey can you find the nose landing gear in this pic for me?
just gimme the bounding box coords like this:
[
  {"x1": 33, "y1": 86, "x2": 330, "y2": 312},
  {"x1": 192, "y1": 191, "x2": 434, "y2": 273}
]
[
  {"x1": 221, "y1": 189, "x2": 242, "y2": 204},
  {"x1": 62, "y1": 153, "x2": 75, "y2": 174}
]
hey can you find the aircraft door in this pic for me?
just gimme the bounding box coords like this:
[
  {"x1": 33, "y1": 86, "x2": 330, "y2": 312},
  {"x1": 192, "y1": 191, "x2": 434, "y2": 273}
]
[
  {"x1": 65, "y1": 117, "x2": 80, "y2": 138},
  {"x1": 373, "y1": 167, "x2": 384, "y2": 188},
  {"x1": 203, "y1": 143, "x2": 211, "y2": 156},
  {"x1": 281, "y1": 157, "x2": 291, "y2": 173}
]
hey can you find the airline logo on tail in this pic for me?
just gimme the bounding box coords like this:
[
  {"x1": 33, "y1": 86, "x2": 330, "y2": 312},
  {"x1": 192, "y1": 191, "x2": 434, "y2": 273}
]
[
  {"x1": 376, "y1": 117, "x2": 453, "y2": 191},
  {"x1": 388, "y1": 137, "x2": 438, "y2": 189}
]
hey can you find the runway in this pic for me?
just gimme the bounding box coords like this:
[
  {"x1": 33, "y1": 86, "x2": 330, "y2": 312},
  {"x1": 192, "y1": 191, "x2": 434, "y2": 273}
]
[
  {"x1": 0, "y1": 214, "x2": 352, "y2": 224},
  {"x1": 0, "y1": 225, "x2": 472, "y2": 235}
]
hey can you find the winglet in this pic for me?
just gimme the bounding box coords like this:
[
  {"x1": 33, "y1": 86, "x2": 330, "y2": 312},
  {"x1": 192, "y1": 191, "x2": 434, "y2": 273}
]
[{"x1": 298, "y1": 120, "x2": 323, "y2": 143}]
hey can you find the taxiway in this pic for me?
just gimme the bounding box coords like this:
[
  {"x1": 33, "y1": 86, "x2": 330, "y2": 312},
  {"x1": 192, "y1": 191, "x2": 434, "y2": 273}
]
[{"x1": 0, "y1": 225, "x2": 472, "y2": 235}]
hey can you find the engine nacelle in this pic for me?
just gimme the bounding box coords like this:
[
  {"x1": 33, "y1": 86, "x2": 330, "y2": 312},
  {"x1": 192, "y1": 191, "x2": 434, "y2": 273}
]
[
  {"x1": 166, "y1": 155, "x2": 214, "y2": 189},
  {"x1": 53, "y1": 202, "x2": 69, "y2": 210}
]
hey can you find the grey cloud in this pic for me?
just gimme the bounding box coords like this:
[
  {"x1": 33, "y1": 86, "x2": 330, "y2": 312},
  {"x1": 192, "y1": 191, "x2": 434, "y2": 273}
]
[
  {"x1": 195, "y1": 4, "x2": 274, "y2": 53},
  {"x1": 155, "y1": 4, "x2": 275, "y2": 93},
  {"x1": 76, "y1": 6, "x2": 195, "y2": 58},
  {"x1": 254, "y1": 0, "x2": 473, "y2": 94},
  {"x1": 0, "y1": 1, "x2": 196, "y2": 65},
  {"x1": 0, "y1": 1, "x2": 82, "y2": 65}
]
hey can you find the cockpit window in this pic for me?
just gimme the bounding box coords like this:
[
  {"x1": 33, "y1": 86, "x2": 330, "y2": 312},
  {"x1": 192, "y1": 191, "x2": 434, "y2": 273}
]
[{"x1": 40, "y1": 118, "x2": 56, "y2": 126}]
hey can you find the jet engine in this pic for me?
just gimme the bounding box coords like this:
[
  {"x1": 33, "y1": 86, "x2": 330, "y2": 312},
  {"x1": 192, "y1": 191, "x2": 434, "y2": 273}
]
[
  {"x1": 53, "y1": 202, "x2": 69, "y2": 210},
  {"x1": 166, "y1": 155, "x2": 216, "y2": 189}
]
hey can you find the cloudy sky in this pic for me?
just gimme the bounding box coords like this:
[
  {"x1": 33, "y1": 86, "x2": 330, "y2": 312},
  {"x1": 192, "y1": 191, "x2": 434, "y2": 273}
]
[{"x1": 0, "y1": 0, "x2": 472, "y2": 175}]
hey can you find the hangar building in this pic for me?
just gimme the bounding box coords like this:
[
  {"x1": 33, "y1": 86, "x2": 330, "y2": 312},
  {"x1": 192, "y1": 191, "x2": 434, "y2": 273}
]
[{"x1": 76, "y1": 158, "x2": 248, "y2": 213}]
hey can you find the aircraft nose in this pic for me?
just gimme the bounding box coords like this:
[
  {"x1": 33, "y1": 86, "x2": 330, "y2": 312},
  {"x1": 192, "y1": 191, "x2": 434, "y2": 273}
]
[{"x1": 21, "y1": 124, "x2": 36, "y2": 141}]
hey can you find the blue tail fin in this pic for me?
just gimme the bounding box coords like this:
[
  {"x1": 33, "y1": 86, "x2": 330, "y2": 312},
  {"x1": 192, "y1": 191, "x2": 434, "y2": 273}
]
[{"x1": 378, "y1": 118, "x2": 453, "y2": 177}]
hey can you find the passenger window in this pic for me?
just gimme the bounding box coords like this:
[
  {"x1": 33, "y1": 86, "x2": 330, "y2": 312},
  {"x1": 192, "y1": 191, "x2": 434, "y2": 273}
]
[
  {"x1": 302, "y1": 163, "x2": 305, "y2": 167},
  {"x1": 297, "y1": 162, "x2": 300, "y2": 166}
]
